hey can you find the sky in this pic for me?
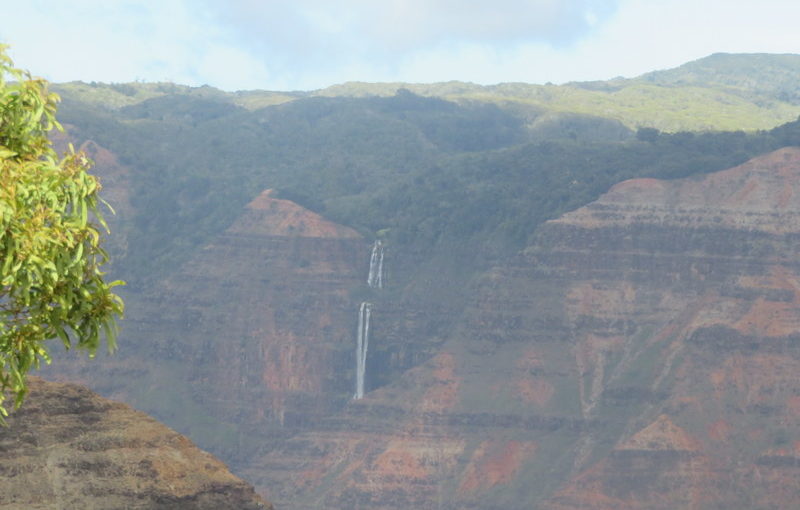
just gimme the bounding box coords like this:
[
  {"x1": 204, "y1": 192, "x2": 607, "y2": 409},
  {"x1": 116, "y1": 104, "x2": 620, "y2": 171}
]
[{"x1": 1, "y1": 0, "x2": 799, "y2": 91}]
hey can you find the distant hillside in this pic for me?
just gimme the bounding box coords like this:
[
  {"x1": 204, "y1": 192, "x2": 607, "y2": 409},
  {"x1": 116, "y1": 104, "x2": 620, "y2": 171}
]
[
  {"x1": 54, "y1": 80, "x2": 300, "y2": 110},
  {"x1": 320, "y1": 53, "x2": 800, "y2": 132},
  {"x1": 641, "y1": 53, "x2": 800, "y2": 101},
  {"x1": 54, "y1": 53, "x2": 800, "y2": 132},
  {"x1": 54, "y1": 86, "x2": 800, "y2": 292}
]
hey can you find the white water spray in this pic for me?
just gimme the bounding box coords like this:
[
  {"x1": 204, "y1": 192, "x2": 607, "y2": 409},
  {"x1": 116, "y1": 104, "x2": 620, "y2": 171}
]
[
  {"x1": 354, "y1": 240, "x2": 384, "y2": 400},
  {"x1": 367, "y1": 240, "x2": 384, "y2": 289},
  {"x1": 354, "y1": 302, "x2": 371, "y2": 400}
]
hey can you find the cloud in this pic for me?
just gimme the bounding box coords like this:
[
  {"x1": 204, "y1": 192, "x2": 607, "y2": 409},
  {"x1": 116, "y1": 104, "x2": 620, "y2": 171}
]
[
  {"x1": 203, "y1": 0, "x2": 618, "y2": 48},
  {"x1": 371, "y1": 0, "x2": 618, "y2": 48},
  {"x1": 384, "y1": 0, "x2": 800, "y2": 87},
  {"x1": 2, "y1": 0, "x2": 800, "y2": 90},
  {"x1": 199, "y1": 0, "x2": 619, "y2": 78},
  {"x1": 0, "y1": 0, "x2": 274, "y2": 89}
]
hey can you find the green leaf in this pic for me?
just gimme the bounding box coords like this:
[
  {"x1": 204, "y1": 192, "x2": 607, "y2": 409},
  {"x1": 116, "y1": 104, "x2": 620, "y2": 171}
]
[{"x1": 0, "y1": 46, "x2": 124, "y2": 420}]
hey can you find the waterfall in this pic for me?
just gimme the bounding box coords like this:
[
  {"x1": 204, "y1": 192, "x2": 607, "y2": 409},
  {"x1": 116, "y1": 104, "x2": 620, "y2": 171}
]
[
  {"x1": 355, "y1": 240, "x2": 384, "y2": 400},
  {"x1": 367, "y1": 240, "x2": 384, "y2": 289},
  {"x1": 354, "y1": 302, "x2": 371, "y2": 400},
  {"x1": 376, "y1": 243, "x2": 384, "y2": 289}
]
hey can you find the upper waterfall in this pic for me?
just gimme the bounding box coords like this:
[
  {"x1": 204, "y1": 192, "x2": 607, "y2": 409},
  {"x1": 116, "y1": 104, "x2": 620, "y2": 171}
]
[{"x1": 367, "y1": 240, "x2": 384, "y2": 289}]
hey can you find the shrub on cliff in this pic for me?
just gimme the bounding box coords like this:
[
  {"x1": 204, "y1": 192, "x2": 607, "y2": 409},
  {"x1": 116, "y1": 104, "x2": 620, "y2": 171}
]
[{"x1": 0, "y1": 46, "x2": 123, "y2": 421}]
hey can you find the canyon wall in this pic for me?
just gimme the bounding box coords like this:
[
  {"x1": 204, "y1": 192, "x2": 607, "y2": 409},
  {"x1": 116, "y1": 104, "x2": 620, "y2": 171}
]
[
  {"x1": 42, "y1": 186, "x2": 368, "y2": 453},
  {"x1": 41, "y1": 144, "x2": 800, "y2": 509},
  {"x1": 242, "y1": 147, "x2": 800, "y2": 509}
]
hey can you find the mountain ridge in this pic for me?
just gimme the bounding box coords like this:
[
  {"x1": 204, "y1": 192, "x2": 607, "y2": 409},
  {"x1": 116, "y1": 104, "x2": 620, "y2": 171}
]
[{"x1": 54, "y1": 52, "x2": 800, "y2": 132}]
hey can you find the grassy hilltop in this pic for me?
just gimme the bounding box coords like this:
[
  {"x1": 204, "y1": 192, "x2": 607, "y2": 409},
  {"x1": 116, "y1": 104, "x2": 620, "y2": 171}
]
[{"x1": 57, "y1": 53, "x2": 800, "y2": 132}]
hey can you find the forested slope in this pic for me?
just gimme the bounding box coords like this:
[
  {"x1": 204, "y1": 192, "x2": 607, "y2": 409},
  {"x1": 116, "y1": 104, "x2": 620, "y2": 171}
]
[
  {"x1": 57, "y1": 86, "x2": 800, "y2": 293},
  {"x1": 57, "y1": 52, "x2": 800, "y2": 133}
]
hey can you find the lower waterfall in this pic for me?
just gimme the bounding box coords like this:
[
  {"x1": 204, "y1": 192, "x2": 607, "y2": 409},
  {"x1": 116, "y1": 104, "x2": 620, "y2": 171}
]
[{"x1": 354, "y1": 302, "x2": 371, "y2": 400}]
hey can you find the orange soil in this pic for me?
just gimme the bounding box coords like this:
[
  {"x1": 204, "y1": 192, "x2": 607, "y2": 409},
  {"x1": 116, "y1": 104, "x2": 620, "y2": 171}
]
[
  {"x1": 459, "y1": 440, "x2": 536, "y2": 492},
  {"x1": 234, "y1": 189, "x2": 361, "y2": 238}
]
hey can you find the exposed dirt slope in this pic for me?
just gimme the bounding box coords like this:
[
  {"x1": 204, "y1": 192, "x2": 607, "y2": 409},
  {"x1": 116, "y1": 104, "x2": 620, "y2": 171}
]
[{"x1": 0, "y1": 378, "x2": 271, "y2": 510}]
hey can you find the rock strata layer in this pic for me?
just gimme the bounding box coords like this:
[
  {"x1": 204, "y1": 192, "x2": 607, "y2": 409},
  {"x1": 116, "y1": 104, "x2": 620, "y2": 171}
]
[
  {"x1": 0, "y1": 377, "x2": 271, "y2": 510},
  {"x1": 40, "y1": 181, "x2": 369, "y2": 483},
  {"x1": 41, "y1": 146, "x2": 800, "y2": 509},
  {"x1": 244, "y1": 147, "x2": 800, "y2": 509}
]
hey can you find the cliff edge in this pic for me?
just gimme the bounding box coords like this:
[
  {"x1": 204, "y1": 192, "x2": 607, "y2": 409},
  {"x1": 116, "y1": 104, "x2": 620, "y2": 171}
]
[{"x1": 0, "y1": 377, "x2": 272, "y2": 510}]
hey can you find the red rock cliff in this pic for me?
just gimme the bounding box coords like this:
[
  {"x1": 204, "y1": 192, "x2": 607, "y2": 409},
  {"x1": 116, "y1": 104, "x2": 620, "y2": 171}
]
[
  {"x1": 241, "y1": 147, "x2": 800, "y2": 509},
  {"x1": 42, "y1": 146, "x2": 800, "y2": 509},
  {"x1": 41, "y1": 185, "x2": 368, "y2": 485}
]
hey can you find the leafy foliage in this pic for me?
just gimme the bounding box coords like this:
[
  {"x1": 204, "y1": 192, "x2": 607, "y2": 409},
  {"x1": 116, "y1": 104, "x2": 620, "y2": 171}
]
[{"x1": 0, "y1": 46, "x2": 123, "y2": 420}]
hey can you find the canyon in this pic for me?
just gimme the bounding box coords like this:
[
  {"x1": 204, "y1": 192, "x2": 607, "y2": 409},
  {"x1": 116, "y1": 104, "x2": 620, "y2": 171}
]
[
  {"x1": 228, "y1": 147, "x2": 800, "y2": 509},
  {"x1": 40, "y1": 142, "x2": 800, "y2": 508}
]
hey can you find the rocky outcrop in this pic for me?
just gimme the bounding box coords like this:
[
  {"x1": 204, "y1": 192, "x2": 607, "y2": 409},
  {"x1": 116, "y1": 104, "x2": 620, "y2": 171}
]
[
  {"x1": 0, "y1": 377, "x2": 270, "y2": 510},
  {"x1": 172, "y1": 189, "x2": 365, "y2": 433},
  {"x1": 40, "y1": 185, "x2": 369, "y2": 479},
  {"x1": 535, "y1": 146, "x2": 800, "y2": 509}
]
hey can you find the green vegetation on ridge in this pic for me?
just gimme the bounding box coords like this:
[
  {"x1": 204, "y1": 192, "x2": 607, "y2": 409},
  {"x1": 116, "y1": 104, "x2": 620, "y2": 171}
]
[
  {"x1": 55, "y1": 53, "x2": 800, "y2": 133},
  {"x1": 57, "y1": 84, "x2": 800, "y2": 303}
]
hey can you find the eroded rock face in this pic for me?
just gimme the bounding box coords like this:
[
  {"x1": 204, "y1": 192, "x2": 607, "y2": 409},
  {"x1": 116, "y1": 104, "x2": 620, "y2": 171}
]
[
  {"x1": 534, "y1": 147, "x2": 800, "y2": 509},
  {"x1": 0, "y1": 378, "x2": 271, "y2": 510},
  {"x1": 244, "y1": 147, "x2": 800, "y2": 509},
  {"x1": 41, "y1": 146, "x2": 800, "y2": 509},
  {"x1": 40, "y1": 184, "x2": 369, "y2": 478}
]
